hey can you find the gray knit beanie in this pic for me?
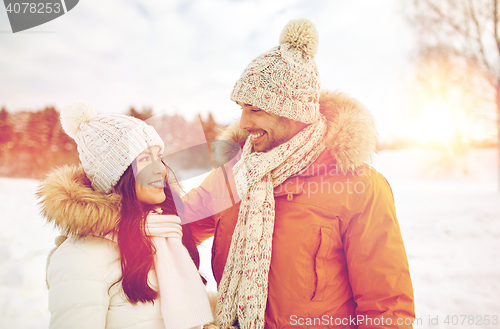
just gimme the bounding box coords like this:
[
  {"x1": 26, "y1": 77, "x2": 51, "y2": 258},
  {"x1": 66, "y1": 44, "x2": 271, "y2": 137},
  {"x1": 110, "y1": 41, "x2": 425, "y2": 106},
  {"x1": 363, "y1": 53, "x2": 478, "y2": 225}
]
[{"x1": 60, "y1": 101, "x2": 165, "y2": 194}]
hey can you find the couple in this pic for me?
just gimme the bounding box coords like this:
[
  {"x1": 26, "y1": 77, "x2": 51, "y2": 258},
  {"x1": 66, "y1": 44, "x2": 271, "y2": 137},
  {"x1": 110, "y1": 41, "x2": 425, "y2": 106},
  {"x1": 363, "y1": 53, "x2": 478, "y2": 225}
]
[{"x1": 38, "y1": 19, "x2": 415, "y2": 329}]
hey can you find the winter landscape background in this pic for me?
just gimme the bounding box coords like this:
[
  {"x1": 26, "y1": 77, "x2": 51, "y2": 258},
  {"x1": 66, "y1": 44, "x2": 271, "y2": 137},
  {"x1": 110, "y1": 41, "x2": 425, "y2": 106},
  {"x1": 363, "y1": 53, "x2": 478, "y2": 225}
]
[
  {"x1": 1, "y1": 147, "x2": 499, "y2": 329},
  {"x1": 2, "y1": 0, "x2": 500, "y2": 328}
]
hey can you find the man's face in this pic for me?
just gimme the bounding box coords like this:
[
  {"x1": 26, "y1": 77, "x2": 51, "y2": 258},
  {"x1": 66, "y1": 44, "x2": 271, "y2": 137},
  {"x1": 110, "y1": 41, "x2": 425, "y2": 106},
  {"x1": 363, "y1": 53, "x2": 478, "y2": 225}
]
[{"x1": 237, "y1": 102, "x2": 307, "y2": 153}]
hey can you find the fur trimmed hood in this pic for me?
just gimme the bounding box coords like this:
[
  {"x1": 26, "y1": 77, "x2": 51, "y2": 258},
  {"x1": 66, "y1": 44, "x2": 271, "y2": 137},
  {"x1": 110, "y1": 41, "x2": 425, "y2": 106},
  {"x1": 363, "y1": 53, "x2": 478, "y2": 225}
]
[
  {"x1": 217, "y1": 90, "x2": 377, "y2": 171},
  {"x1": 37, "y1": 165, "x2": 184, "y2": 237},
  {"x1": 37, "y1": 165, "x2": 122, "y2": 237}
]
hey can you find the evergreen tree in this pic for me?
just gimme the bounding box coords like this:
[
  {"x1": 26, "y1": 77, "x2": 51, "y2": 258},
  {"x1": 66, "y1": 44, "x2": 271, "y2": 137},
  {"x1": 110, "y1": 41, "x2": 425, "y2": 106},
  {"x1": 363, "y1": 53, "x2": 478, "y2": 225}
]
[
  {"x1": 128, "y1": 107, "x2": 153, "y2": 121},
  {"x1": 200, "y1": 112, "x2": 219, "y2": 141},
  {"x1": 0, "y1": 107, "x2": 13, "y2": 144}
]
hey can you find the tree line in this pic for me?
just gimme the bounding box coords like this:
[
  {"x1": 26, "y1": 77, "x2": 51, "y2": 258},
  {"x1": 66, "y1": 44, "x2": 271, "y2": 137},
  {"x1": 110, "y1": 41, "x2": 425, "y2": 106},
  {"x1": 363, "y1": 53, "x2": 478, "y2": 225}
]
[{"x1": 0, "y1": 106, "x2": 222, "y2": 180}]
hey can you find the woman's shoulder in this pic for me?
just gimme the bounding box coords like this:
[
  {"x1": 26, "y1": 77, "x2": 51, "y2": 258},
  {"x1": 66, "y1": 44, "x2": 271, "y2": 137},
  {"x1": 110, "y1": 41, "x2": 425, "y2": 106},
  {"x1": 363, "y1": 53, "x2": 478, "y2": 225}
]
[{"x1": 48, "y1": 236, "x2": 120, "y2": 283}]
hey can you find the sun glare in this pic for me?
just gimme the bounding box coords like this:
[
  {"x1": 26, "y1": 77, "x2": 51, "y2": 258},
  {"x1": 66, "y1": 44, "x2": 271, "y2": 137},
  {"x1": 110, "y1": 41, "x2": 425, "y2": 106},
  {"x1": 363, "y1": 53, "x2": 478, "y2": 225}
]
[
  {"x1": 400, "y1": 100, "x2": 458, "y2": 147},
  {"x1": 410, "y1": 103, "x2": 457, "y2": 146},
  {"x1": 396, "y1": 55, "x2": 485, "y2": 150}
]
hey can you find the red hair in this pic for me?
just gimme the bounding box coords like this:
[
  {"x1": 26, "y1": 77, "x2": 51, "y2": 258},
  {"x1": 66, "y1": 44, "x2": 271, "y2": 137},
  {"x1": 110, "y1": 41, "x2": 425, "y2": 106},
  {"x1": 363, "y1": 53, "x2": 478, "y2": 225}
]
[{"x1": 113, "y1": 163, "x2": 202, "y2": 303}]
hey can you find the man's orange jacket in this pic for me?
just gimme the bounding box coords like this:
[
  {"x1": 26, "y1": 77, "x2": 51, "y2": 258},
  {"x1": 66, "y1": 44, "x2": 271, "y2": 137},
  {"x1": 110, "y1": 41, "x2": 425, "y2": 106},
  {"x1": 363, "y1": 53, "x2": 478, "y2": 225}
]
[{"x1": 183, "y1": 90, "x2": 415, "y2": 328}]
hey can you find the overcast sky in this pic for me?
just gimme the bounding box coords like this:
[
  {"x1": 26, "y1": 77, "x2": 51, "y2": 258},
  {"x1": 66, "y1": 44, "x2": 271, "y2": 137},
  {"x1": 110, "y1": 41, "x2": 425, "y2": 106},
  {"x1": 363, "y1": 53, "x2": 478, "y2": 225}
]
[{"x1": 0, "y1": 0, "x2": 414, "y2": 141}]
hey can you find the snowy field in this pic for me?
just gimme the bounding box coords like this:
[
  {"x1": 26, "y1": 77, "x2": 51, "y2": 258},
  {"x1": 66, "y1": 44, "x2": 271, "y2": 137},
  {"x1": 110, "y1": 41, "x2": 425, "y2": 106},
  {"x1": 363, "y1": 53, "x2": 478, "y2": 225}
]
[{"x1": 0, "y1": 148, "x2": 499, "y2": 328}]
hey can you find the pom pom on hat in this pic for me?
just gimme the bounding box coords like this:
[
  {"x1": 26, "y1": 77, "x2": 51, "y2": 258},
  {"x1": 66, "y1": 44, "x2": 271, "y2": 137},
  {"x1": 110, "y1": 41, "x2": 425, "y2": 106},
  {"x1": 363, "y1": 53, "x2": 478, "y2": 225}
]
[
  {"x1": 60, "y1": 100, "x2": 96, "y2": 139},
  {"x1": 279, "y1": 18, "x2": 319, "y2": 58}
]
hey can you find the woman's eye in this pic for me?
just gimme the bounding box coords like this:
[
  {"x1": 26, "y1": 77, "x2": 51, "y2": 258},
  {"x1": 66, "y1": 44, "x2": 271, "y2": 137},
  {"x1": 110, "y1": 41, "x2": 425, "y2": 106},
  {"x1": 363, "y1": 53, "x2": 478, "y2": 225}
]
[
  {"x1": 250, "y1": 109, "x2": 261, "y2": 113},
  {"x1": 139, "y1": 156, "x2": 150, "y2": 162}
]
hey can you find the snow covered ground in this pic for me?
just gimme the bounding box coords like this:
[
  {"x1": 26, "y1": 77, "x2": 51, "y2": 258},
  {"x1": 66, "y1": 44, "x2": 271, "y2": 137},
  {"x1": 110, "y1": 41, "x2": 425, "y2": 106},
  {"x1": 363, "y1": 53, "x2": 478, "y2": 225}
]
[
  {"x1": 0, "y1": 148, "x2": 499, "y2": 328},
  {"x1": 373, "y1": 149, "x2": 500, "y2": 328}
]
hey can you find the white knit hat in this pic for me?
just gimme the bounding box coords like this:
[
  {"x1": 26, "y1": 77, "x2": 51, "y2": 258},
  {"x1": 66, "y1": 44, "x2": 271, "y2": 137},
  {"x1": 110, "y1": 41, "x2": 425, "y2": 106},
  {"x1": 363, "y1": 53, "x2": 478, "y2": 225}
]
[
  {"x1": 60, "y1": 101, "x2": 165, "y2": 194},
  {"x1": 231, "y1": 18, "x2": 320, "y2": 124}
]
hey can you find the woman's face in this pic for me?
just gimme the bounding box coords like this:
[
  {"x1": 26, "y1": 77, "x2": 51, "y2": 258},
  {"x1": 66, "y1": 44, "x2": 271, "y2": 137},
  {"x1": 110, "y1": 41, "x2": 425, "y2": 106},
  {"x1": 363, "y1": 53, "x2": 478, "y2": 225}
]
[{"x1": 133, "y1": 145, "x2": 166, "y2": 205}]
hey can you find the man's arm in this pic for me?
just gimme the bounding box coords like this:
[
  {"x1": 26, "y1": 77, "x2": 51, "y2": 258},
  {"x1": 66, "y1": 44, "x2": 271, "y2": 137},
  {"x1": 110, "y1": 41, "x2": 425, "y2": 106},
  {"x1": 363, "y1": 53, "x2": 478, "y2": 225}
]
[
  {"x1": 182, "y1": 181, "x2": 217, "y2": 246},
  {"x1": 344, "y1": 172, "x2": 415, "y2": 328},
  {"x1": 182, "y1": 162, "x2": 240, "y2": 246}
]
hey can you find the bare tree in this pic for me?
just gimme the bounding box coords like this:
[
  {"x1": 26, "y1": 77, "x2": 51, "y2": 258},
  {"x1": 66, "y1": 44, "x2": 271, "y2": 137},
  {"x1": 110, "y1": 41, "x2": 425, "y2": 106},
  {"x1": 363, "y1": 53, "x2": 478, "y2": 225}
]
[{"x1": 406, "y1": 0, "x2": 500, "y2": 187}]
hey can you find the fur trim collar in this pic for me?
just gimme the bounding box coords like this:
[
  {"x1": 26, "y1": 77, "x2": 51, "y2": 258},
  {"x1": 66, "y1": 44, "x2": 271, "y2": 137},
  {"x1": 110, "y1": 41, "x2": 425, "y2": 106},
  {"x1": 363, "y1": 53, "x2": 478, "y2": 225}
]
[
  {"x1": 37, "y1": 165, "x2": 121, "y2": 237},
  {"x1": 217, "y1": 90, "x2": 377, "y2": 171}
]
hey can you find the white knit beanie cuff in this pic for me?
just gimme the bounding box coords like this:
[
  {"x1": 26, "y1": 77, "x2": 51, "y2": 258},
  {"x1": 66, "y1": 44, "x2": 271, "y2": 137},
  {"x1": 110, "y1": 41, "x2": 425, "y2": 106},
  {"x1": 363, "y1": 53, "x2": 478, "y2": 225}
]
[{"x1": 88, "y1": 124, "x2": 164, "y2": 194}]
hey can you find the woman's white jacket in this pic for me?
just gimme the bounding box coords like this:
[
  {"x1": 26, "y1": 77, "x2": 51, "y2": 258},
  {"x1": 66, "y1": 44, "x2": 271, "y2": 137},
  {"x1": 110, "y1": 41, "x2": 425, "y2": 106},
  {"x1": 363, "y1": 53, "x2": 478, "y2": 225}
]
[{"x1": 38, "y1": 165, "x2": 166, "y2": 329}]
